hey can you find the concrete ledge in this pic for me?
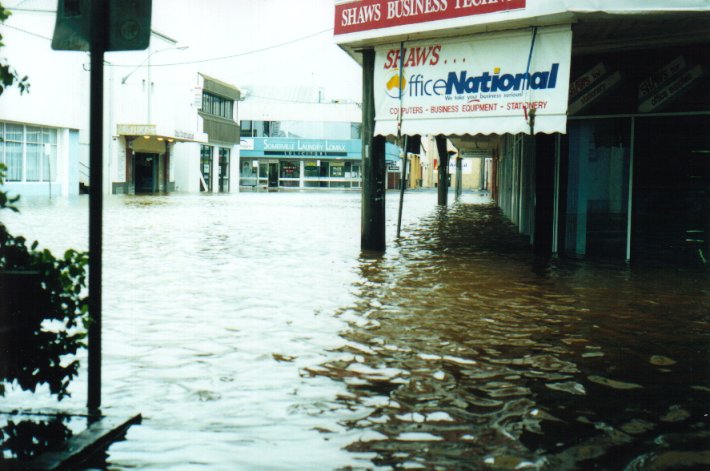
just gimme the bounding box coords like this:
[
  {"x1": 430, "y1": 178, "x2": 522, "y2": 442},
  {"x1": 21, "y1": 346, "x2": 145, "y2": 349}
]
[{"x1": 2, "y1": 412, "x2": 141, "y2": 471}]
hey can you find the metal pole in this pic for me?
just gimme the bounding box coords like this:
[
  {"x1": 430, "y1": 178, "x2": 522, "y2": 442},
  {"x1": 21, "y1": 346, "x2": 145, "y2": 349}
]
[
  {"x1": 552, "y1": 134, "x2": 561, "y2": 254},
  {"x1": 361, "y1": 49, "x2": 386, "y2": 252},
  {"x1": 455, "y1": 156, "x2": 462, "y2": 199},
  {"x1": 396, "y1": 137, "x2": 408, "y2": 238},
  {"x1": 88, "y1": 0, "x2": 107, "y2": 415},
  {"x1": 626, "y1": 117, "x2": 635, "y2": 262}
]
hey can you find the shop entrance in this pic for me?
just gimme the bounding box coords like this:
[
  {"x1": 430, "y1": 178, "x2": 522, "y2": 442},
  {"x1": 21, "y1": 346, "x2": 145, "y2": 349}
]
[
  {"x1": 268, "y1": 163, "x2": 278, "y2": 188},
  {"x1": 134, "y1": 153, "x2": 159, "y2": 194},
  {"x1": 218, "y1": 148, "x2": 230, "y2": 193},
  {"x1": 633, "y1": 115, "x2": 710, "y2": 265}
]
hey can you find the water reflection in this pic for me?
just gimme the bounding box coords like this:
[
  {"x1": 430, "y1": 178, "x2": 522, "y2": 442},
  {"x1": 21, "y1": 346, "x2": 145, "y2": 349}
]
[
  {"x1": 312, "y1": 202, "x2": 710, "y2": 469},
  {"x1": 1, "y1": 192, "x2": 708, "y2": 469},
  {"x1": 0, "y1": 414, "x2": 72, "y2": 461}
]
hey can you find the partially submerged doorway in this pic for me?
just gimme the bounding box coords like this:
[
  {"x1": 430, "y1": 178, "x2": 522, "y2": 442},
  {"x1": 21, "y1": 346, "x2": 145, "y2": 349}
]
[{"x1": 134, "y1": 153, "x2": 158, "y2": 194}]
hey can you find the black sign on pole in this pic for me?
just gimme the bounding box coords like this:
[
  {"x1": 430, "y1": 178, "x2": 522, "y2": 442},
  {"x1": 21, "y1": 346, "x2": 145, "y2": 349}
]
[
  {"x1": 52, "y1": 0, "x2": 152, "y2": 52},
  {"x1": 51, "y1": 0, "x2": 151, "y2": 415}
]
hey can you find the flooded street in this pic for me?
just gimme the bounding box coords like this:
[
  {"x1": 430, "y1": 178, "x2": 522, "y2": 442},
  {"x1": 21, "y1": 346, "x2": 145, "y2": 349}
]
[{"x1": 2, "y1": 191, "x2": 709, "y2": 470}]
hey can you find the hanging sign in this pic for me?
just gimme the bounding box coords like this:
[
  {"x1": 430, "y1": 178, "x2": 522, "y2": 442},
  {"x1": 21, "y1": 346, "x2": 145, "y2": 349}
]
[
  {"x1": 448, "y1": 158, "x2": 473, "y2": 174},
  {"x1": 638, "y1": 56, "x2": 687, "y2": 100},
  {"x1": 638, "y1": 64, "x2": 704, "y2": 112},
  {"x1": 569, "y1": 62, "x2": 607, "y2": 99},
  {"x1": 373, "y1": 25, "x2": 572, "y2": 136},
  {"x1": 568, "y1": 70, "x2": 622, "y2": 115},
  {"x1": 335, "y1": 0, "x2": 526, "y2": 36}
]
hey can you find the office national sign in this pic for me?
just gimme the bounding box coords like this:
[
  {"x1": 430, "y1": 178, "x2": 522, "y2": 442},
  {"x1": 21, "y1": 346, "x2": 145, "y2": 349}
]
[
  {"x1": 335, "y1": 0, "x2": 526, "y2": 35},
  {"x1": 373, "y1": 25, "x2": 572, "y2": 136}
]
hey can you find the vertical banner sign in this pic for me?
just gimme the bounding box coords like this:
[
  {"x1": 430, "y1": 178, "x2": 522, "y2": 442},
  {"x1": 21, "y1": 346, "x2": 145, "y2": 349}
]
[
  {"x1": 373, "y1": 25, "x2": 572, "y2": 136},
  {"x1": 335, "y1": 0, "x2": 526, "y2": 35}
]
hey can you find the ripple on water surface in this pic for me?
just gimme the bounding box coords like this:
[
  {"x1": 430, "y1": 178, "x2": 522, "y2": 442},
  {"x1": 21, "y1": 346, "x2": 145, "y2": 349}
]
[{"x1": 2, "y1": 192, "x2": 709, "y2": 469}]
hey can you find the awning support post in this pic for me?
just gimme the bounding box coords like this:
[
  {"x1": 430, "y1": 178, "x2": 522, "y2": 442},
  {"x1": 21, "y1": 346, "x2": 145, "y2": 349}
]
[
  {"x1": 361, "y1": 49, "x2": 386, "y2": 252},
  {"x1": 396, "y1": 136, "x2": 408, "y2": 238},
  {"x1": 436, "y1": 135, "x2": 449, "y2": 206},
  {"x1": 455, "y1": 156, "x2": 463, "y2": 199}
]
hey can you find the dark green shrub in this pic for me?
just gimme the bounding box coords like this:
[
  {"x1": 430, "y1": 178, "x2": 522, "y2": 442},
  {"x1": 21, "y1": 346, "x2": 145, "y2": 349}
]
[{"x1": 0, "y1": 163, "x2": 89, "y2": 400}]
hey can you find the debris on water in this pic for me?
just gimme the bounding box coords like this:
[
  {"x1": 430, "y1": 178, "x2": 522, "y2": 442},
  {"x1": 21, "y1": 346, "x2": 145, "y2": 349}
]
[
  {"x1": 588, "y1": 375, "x2": 643, "y2": 390},
  {"x1": 397, "y1": 432, "x2": 444, "y2": 441},
  {"x1": 620, "y1": 419, "x2": 655, "y2": 435},
  {"x1": 660, "y1": 405, "x2": 690, "y2": 423},
  {"x1": 649, "y1": 355, "x2": 677, "y2": 366},
  {"x1": 196, "y1": 390, "x2": 221, "y2": 402},
  {"x1": 272, "y1": 353, "x2": 297, "y2": 362},
  {"x1": 582, "y1": 351, "x2": 605, "y2": 358},
  {"x1": 546, "y1": 381, "x2": 587, "y2": 396}
]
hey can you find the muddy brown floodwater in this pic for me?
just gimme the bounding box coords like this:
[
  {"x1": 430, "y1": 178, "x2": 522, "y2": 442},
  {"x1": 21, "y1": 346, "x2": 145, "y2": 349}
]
[{"x1": 2, "y1": 190, "x2": 709, "y2": 470}]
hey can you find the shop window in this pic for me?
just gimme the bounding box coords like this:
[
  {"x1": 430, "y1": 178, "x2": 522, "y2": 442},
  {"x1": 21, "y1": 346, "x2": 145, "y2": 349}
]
[
  {"x1": 219, "y1": 148, "x2": 230, "y2": 193},
  {"x1": 240, "y1": 120, "x2": 254, "y2": 137},
  {"x1": 279, "y1": 160, "x2": 300, "y2": 179},
  {"x1": 200, "y1": 145, "x2": 213, "y2": 191},
  {"x1": 632, "y1": 116, "x2": 710, "y2": 265},
  {"x1": 564, "y1": 119, "x2": 630, "y2": 258},
  {"x1": 351, "y1": 122, "x2": 362, "y2": 139},
  {"x1": 304, "y1": 160, "x2": 319, "y2": 178},
  {"x1": 330, "y1": 162, "x2": 344, "y2": 178},
  {"x1": 0, "y1": 122, "x2": 57, "y2": 182},
  {"x1": 319, "y1": 161, "x2": 329, "y2": 178},
  {"x1": 202, "y1": 92, "x2": 233, "y2": 120},
  {"x1": 569, "y1": 45, "x2": 710, "y2": 116}
]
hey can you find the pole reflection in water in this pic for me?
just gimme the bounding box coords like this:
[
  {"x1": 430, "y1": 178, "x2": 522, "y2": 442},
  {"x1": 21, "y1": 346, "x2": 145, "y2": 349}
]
[
  {"x1": 1, "y1": 191, "x2": 708, "y2": 470},
  {"x1": 309, "y1": 202, "x2": 710, "y2": 470}
]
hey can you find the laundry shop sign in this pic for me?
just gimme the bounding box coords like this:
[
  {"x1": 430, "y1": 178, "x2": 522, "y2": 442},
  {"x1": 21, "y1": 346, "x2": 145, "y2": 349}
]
[
  {"x1": 335, "y1": 0, "x2": 526, "y2": 35},
  {"x1": 262, "y1": 139, "x2": 348, "y2": 153}
]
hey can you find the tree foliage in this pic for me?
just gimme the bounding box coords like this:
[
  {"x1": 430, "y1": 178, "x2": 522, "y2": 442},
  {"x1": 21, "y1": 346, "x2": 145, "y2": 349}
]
[
  {"x1": 1, "y1": 3, "x2": 87, "y2": 400},
  {"x1": 1, "y1": 165, "x2": 90, "y2": 400}
]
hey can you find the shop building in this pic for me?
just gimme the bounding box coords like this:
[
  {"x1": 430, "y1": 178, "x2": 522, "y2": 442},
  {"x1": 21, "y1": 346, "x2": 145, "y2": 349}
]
[
  {"x1": 1, "y1": 4, "x2": 240, "y2": 196},
  {"x1": 242, "y1": 137, "x2": 359, "y2": 190},
  {"x1": 171, "y1": 73, "x2": 241, "y2": 194},
  {"x1": 0, "y1": 2, "x2": 86, "y2": 197},
  {"x1": 238, "y1": 88, "x2": 399, "y2": 190},
  {"x1": 111, "y1": 39, "x2": 240, "y2": 195},
  {"x1": 335, "y1": 0, "x2": 710, "y2": 265}
]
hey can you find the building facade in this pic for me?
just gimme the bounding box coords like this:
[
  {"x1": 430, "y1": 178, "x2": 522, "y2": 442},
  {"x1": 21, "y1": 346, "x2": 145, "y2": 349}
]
[
  {"x1": 238, "y1": 90, "x2": 398, "y2": 190},
  {"x1": 1, "y1": 3, "x2": 240, "y2": 197},
  {"x1": 0, "y1": 2, "x2": 85, "y2": 197},
  {"x1": 335, "y1": 0, "x2": 710, "y2": 265}
]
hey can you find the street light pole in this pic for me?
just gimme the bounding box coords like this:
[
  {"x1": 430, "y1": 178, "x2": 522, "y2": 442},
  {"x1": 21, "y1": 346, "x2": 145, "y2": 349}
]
[{"x1": 120, "y1": 45, "x2": 188, "y2": 123}]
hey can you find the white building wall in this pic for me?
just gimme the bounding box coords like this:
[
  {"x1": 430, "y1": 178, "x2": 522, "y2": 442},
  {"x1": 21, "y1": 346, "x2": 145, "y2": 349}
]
[
  {"x1": 2, "y1": 5, "x2": 239, "y2": 196},
  {"x1": 0, "y1": 6, "x2": 86, "y2": 197},
  {"x1": 0, "y1": 9, "x2": 87, "y2": 131},
  {"x1": 173, "y1": 142, "x2": 201, "y2": 193}
]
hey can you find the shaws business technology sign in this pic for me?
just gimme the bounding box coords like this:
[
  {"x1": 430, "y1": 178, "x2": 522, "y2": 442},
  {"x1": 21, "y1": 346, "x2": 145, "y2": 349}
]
[
  {"x1": 335, "y1": 0, "x2": 526, "y2": 35},
  {"x1": 373, "y1": 25, "x2": 572, "y2": 136}
]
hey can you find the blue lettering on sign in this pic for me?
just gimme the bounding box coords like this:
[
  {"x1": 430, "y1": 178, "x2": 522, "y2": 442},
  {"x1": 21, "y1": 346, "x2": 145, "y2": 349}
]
[{"x1": 403, "y1": 64, "x2": 560, "y2": 97}]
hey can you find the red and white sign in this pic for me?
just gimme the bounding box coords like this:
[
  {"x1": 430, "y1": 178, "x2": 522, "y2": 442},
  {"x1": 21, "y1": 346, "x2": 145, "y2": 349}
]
[
  {"x1": 335, "y1": 0, "x2": 526, "y2": 35},
  {"x1": 373, "y1": 25, "x2": 572, "y2": 136}
]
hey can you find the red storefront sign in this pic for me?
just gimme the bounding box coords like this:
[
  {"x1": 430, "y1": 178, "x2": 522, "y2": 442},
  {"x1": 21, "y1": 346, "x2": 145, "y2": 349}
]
[{"x1": 335, "y1": 0, "x2": 526, "y2": 35}]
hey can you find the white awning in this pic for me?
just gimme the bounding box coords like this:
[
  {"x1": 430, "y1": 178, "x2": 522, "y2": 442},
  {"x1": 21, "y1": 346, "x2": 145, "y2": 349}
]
[{"x1": 373, "y1": 25, "x2": 572, "y2": 137}]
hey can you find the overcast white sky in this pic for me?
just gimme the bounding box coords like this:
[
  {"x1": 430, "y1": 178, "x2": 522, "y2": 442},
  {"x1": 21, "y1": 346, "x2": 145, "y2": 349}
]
[{"x1": 147, "y1": 0, "x2": 363, "y2": 102}]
